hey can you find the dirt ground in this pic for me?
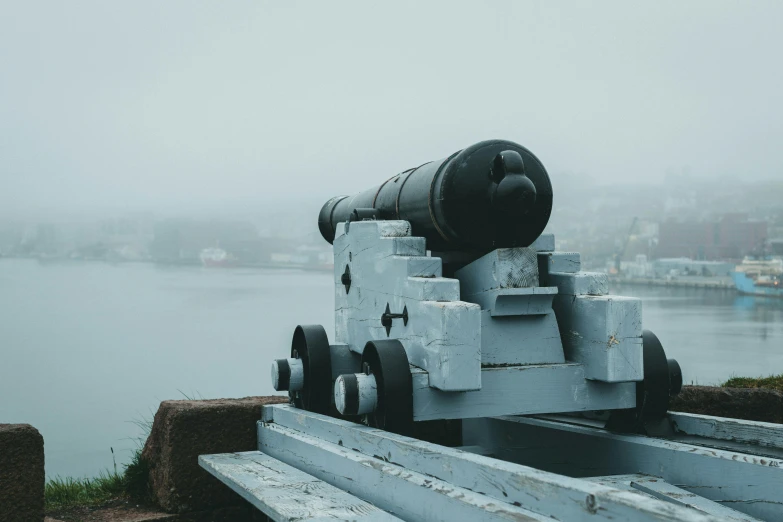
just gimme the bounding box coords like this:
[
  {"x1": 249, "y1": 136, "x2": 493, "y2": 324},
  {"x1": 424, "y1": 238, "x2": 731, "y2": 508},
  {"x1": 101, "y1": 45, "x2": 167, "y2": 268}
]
[{"x1": 45, "y1": 497, "x2": 262, "y2": 522}]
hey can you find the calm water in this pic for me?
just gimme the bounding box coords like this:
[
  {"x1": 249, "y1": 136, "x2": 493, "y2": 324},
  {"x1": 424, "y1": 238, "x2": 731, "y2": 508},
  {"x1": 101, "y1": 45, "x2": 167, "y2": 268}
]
[{"x1": 1, "y1": 259, "x2": 782, "y2": 478}]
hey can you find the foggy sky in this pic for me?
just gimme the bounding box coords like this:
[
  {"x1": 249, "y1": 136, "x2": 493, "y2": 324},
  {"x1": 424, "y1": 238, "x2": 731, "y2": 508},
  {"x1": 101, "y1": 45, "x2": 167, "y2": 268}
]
[{"x1": 1, "y1": 1, "x2": 782, "y2": 218}]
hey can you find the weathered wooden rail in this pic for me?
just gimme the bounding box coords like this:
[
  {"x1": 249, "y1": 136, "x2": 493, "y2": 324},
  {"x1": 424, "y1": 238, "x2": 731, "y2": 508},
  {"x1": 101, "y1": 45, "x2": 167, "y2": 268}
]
[{"x1": 200, "y1": 405, "x2": 783, "y2": 521}]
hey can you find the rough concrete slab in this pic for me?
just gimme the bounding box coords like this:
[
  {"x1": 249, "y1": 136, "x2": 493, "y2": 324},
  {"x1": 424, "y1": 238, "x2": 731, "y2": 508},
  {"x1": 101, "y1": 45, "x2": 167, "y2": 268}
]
[
  {"x1": 0, "y1": 423, "x2": 44, "y2": 522},
  {"x1": 141, "y1": 396, "x2": 287, "y2": 514}
]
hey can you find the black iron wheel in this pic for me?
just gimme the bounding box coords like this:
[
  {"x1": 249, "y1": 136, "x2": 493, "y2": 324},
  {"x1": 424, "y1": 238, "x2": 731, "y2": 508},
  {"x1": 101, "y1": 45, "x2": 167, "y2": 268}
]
[
  {"x1": 289, "y1": 325, "x2": 332, "y2": 415},
  {"x1": 361, "y1": 339, "x2": 413, "y2": 436}
]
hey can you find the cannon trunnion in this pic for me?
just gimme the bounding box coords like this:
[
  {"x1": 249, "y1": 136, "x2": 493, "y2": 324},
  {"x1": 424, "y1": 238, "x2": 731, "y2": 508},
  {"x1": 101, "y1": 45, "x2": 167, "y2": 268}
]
[{"x1": 202, "y1": 141, "x2": 783, "y2": 522}]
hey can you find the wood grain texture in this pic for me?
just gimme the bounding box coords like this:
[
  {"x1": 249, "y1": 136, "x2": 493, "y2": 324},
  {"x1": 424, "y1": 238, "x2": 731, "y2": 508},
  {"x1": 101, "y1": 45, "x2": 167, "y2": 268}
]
[
  {"x1": 553, "y1": 294, "x2": 644, "y2": 382},
  {"x1": 465, "y1": 287, "x2": 557, "y2": 317},
  {"x1": 468, "y1": 415, "x2": 783, "y2": 521},
  {"x1": 410, "y1": 363, "x2": 636, "y2": 420},
  {"x1": 587, "y1": 474, "x2": 760, "y2": 521},
  {"x1": 537, "y1": 251, "x2": 581, "y2": 275},
  {"x1": 480, "y1": 311, "x2": 565, "y2": 366},
  {"x1": 332, "y1": 219, "x2": 482, "y2": 391},
  {"x1": 199, "y1": 451, "x2": 401, "y2": 521},
  {"x1": 455, "y1": 247, "x2": 539, "y2": 296},
  {"x1": 670, "y1": 412, "x2": 783, "y2": 450},
  {"x1": 257, "y1": 419, "x2": 548, "y2": 522},
  {"x1": 546, "y1": 271, "x2": 609, "y2": 296},
  {"x1": 263, "y1": 405, "x2": 719, "y2": 522}
]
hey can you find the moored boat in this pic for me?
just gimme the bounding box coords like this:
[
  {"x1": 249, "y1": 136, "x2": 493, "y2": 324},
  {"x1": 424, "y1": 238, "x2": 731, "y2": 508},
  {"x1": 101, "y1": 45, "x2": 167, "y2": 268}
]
[{"x1": 731, "y1": 257, "x2": 783, "y2": 297}]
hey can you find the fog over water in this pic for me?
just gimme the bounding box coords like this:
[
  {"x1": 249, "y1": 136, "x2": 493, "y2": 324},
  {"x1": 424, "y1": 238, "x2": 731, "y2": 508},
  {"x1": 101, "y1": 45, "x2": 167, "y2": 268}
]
[{"x1": 2, "y1": 1, "x2": 783, "y2": 218}]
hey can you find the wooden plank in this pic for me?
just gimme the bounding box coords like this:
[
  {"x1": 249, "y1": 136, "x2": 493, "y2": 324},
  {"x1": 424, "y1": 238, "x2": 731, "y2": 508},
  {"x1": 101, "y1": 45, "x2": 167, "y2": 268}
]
[
  {"x1": 465, "y1": 416, "x2": 783, "y2": 521},
  {"x1": 199, "y1": 451, "x2": 401, "y2": 522},
  {"x1": 455, "y1": 247, "x2": 540, "y2": 296},
  {"x1": 411, "y1": 364, "x2": 635, "y2": 421},
  {"x1": 587, "y1": 475, "x2": 761, "y2": 521},
  {"x1": 546, "y1": 271, "x2": 609, "y2": 296},
  {"x1": 552, "y1": 294, "x2": 644, "y2": 382},
  {"x1": 480, "y1": 311, "x2": 565, "y2": 366},
  {"x1": 332, "y1": 219, "x2": 482, "y2": 391},
  {"x1": 537, "y1": 251, "x2": 582, "y2": 275},
  {"x1": 257, "y1": 419, "x2": 550, "y2": 522},
  {"x1": 265, "y1": 405, "x2": 718, "y2": 522},
  {"x1": 670, "y1": 412, "x2": 783, "y2": 451}
]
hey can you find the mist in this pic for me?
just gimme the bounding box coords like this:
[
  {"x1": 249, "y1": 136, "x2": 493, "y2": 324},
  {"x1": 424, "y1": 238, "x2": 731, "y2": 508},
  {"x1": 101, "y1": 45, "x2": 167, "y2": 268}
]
[{"x1": 1, "y1": 0, "x2": 782, "y2": 219}]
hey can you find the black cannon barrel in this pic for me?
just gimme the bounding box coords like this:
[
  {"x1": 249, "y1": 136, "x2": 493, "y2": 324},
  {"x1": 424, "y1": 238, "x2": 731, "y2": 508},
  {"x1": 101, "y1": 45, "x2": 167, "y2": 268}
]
[{"x1": 318, "y1": 139, "x2": 553, "y2": 252}]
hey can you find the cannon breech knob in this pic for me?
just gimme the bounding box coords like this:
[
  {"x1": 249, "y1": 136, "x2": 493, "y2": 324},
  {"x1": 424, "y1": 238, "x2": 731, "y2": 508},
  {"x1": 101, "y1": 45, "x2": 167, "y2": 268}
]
[{"x1": 489, "y1": 150, "x2": 537, "y2": 218}]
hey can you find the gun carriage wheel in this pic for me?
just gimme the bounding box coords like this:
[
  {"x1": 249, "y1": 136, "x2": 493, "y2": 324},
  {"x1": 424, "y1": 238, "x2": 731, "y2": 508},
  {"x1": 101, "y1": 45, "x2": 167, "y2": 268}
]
[
  {"x1": 271, "y1": 324, "x2": 332, "y2": 415},
  {"x1": 334, "y1": 339, "x2": 414, "y2": 436}
]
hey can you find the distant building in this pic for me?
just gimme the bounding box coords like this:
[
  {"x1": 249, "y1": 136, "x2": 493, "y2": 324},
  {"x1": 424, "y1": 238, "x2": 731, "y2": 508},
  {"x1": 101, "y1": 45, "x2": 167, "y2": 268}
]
[
  {"x1": 151, "y1": 219, "x2": 263, "y2": 263},
  {"x1": 656, "y1": 214, "x2": 767, "y2": 260},
  {"x1": 652, "y1": 258, "x2": 734, "y2": 278}
]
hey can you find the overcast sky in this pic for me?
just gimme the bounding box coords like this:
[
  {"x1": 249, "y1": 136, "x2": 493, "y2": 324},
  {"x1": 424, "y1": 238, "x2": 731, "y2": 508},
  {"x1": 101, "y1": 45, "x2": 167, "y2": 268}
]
[{"x1": 1, "y1": 1, "x2": 782, "y2": 217}]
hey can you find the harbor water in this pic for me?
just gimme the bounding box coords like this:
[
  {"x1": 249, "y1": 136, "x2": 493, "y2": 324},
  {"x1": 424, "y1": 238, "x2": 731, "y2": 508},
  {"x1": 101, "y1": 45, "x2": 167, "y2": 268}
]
[{"x1": 1, "y1": 258, "x2": 782, "y2": 479}]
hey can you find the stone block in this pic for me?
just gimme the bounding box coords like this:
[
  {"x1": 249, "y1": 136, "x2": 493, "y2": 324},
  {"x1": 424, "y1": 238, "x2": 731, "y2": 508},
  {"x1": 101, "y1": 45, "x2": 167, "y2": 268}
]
[
  {"x1": 0, "y1": 424, "x2": 44, "y2": 522},
  {"x1": 141, "y1": 396, "x2": 288, "y2": 513}
]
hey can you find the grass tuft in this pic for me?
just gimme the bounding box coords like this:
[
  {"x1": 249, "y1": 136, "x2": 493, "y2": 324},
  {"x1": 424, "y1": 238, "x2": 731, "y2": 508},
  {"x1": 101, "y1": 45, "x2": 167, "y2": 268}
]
[
  {"x1": 45, "y1": 470, "x2": 126, "y2": 508},
  {"x1": 123, "y1": 447, "x2": 151, "y2": 501},
  {"x1": 722, "y1": 374, "x2": 783, "y2": 392},
  {"x1": 46, "y1": 413, "x2": 154, "y2": 510}
]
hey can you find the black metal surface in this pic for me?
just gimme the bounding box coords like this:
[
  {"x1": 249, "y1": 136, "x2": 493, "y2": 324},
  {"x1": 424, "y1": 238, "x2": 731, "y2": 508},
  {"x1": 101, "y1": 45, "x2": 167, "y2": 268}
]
[
  {"x1": 318, "y1": 139, "x2": 553, "y2": 252},
  {"x1": 341, "y1": 265, "x2": 351, "y2": 294},
  {"x1": 362, "y1": 339, "x2": 413, "y2": 436},
  {"x1": 348, "y1": 208, "x2": 381, "y2": 222},
  {"x1": 380, "y1": 304, "x2": 408, "y2": 337},
  {"x1": 638, "y1": 329, "x2": 678, "y2": 419},
  {"x1": 340, "y1": 373, "x2": 360, "y2": 416},
  {"x1": 274, "y1": 358, "x2": 290, "y2": 391},
  {"x1": 289, "y1": 325, "x2": 332, "y2": 415},
  {"x1": 668, "y1": 358, "x2": 683, "y2": 396}
]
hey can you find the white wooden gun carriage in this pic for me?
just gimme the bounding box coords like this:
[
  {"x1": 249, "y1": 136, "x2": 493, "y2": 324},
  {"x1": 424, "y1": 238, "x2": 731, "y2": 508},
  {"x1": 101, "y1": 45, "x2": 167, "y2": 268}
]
[{"x1": 200, "y1": 141, "x2": 783, "y2": 521}]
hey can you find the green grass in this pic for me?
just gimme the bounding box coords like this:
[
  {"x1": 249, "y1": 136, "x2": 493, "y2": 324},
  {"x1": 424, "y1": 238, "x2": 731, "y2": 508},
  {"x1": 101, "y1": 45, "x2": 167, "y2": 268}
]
[
  {"x1": 46, "y1": 424, "x2": 152, "y2": 510},
  {"x1": 722, "y1": 374, "x2": 783, "y2": 392},
  {"x1": 45, "y1": 470, "x2": 127, "y2": 508},
  {"x1": 46, "y1": 392, "x2": 202, "y2": 511}
]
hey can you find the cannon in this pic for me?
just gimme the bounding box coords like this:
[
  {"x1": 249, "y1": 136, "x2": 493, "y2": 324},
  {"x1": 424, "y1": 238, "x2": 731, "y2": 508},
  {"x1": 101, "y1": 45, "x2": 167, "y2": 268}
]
[
  {"x1": 201, "y1": 140, "x2": 783, "y2": 522},
  {"x1": 318, "y1": 139, "x2": 553, "y2": 253}
]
